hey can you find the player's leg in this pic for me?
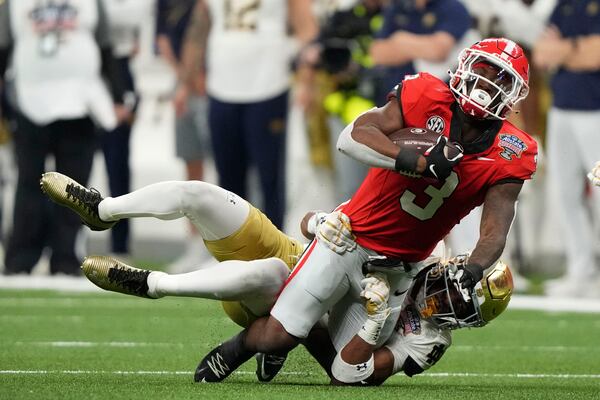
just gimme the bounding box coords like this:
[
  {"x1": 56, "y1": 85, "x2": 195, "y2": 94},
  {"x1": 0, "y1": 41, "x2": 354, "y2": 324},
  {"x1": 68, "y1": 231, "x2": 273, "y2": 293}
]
[
  {"x1": 99, "y1": 181, "x2": 249, "y2": 240},
  {"x1": 41, "y1": 173, "x2": 250, "y2": 241},
  {"x1": 82, "y1": 255, "x2": 287, "y2": 304},
  {"x1": 195, "y1": 240, "x2": 362, "y2": 382}
]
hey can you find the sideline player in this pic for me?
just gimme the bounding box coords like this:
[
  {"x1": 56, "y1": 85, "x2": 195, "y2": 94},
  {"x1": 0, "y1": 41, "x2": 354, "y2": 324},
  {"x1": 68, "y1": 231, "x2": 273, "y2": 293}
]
[{"x1": 195, "y1": 38, "x2": 537, "y2": 383}]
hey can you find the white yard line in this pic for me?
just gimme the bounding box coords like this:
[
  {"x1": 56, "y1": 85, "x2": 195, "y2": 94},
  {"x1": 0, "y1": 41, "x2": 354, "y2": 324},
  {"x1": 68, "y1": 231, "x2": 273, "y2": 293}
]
[
  {"x1": 6, "y1": 341, "x2": 598, "y2": 352},
  {"x1": 2, "y1": 277, "x2": 600, "y2": 313},
  {"x1": 13, "y1": 341, "x2": 180, "y2": 348},
  {"x1": 1, "y1": 370, "x2": 599, "y2": 379}
]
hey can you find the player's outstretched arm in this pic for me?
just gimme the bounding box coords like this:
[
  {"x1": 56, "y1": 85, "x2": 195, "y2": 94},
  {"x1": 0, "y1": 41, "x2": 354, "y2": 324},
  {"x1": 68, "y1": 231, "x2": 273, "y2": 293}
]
[
  {"x1": 588, "y1": 161, "x2": 600, "y2": 186},
  {"x1": 460, "y1": 182, "x2": 523, "y2": 289}
]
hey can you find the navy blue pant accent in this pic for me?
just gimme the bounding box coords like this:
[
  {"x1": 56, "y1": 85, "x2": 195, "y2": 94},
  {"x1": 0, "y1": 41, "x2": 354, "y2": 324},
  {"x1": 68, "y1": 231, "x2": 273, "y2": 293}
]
[
  {"x1": 101, "y1": 122, "x2": 131, "y2": 254},
  {"x1": 101, "y1": 56, "x2": 135, "y2": 254},
  {"x1": 5, "y1": 114, "x2": 97, "y2": 275},
  {"x1": 209, "y1": 91, "x2": 288, "y2": 229}
]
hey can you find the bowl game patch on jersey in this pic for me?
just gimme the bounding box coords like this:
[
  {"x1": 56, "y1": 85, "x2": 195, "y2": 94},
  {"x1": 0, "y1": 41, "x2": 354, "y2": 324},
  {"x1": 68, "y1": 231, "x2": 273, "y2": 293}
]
[{"x1": 498, "y1": 134, "x2": 528, "y2": 160}]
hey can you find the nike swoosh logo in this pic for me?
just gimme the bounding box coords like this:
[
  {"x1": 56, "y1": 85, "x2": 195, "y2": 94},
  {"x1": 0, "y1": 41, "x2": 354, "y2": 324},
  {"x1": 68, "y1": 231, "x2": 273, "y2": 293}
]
[
  {"x1": 477, "y1": 157, "x2": 495, "y2": 161},
  {"x1": 394, "y1": 289, "x2": 408, "y2": 296},
  {"x1": 195, "y1": 367, "x2": 208, "y2": 382},
  {"x1": 428, "y1": 164, "x2": 438, "y2": 178}
]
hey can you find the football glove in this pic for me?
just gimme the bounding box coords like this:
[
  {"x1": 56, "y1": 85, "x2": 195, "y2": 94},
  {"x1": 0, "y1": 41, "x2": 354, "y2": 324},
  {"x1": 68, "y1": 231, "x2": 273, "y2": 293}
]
[
  {"x1": 316, "y1": 211, "x2": 357, "y2": 254},
  {"x1": 360, "y1": 272, "x2": 391, "y2": 319},
  {"x1": 587, "y1": 161, "x2": 600, "y2": 187},
  {"x1": 423, "y1": 136, "x2": 463, "y2": 181},
  {"x1": 457, "y1": 263, "x2": 484, "y2": 290},
  {"x1": 447, "y1": 254, "x2": 483, "y2": 291},
  {"x1": 358, "y1": 272, "x2": 391, "y2": 345}
]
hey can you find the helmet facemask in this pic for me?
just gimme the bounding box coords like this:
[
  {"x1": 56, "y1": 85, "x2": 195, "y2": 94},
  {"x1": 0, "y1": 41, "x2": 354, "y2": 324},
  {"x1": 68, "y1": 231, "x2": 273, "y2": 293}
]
[
  {"x1": 415, "y1": 263, "x2": 480, "y2": 330},
  {"x1": 449, "y1": 48, "x2": 529, "y2": 120},
  {"x1": 414, "y1": 259, "x2": 514, "y2": 329}
]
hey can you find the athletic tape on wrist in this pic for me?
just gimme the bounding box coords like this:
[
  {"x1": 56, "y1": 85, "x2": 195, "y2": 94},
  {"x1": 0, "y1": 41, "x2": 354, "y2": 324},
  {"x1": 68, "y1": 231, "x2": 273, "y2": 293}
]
[
  {"x1": 358, "y1": 318, "x2": 385, "y2": 346},
  {"x1": 307, "y1": 212, "x2": 327, "y2": 235}
]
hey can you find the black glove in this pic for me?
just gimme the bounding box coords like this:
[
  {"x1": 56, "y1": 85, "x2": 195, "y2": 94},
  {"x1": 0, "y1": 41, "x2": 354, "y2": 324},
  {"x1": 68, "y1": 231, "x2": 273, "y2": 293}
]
[
  {"x1": 459, "y1": 263, "x2": 484, "y2": 290},
  {"x1": 422, "y1": 136, "x2": 463, "y2": 181}
]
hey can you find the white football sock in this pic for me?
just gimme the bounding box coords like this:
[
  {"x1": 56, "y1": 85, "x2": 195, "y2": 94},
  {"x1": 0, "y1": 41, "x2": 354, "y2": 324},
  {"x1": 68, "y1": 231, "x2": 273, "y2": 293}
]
[
  {"x1": 146, "y1": 258, "x2": 289, "y2": 307},
  {"x1": 98, "y1": 181, "x2": 249, "y2": 240}
]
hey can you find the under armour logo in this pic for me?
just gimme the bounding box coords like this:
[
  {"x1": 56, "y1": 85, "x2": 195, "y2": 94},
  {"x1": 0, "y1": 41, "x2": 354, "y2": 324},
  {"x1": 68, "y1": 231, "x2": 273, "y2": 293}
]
[
  {"x1": 356, "y1": 362, "x2": 368, "y2": 371},
  {"x1": 207, "y1": 353, "x2": 230, "y2": 377},
  {"x1": 227, "y1": 192, "x2": 237, "y2": 205}
]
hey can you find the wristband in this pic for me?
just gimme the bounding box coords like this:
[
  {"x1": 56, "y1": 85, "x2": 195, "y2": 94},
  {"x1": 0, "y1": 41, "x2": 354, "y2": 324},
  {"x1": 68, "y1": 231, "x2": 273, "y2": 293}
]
[{"x1": 394, "y1": 149, "x2": 420, "y2": 175}]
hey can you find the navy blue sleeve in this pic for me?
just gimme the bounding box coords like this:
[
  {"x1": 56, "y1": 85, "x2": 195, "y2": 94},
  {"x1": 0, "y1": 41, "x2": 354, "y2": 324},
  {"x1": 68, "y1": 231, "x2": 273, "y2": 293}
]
[
  {"x1": 434, "y1": 0, "x2": 471, "y2": 41},
  {"x1": 156, "y1": 0, "x2": 168, "y2": 36},
  {"x1": 548, "y1": 1, "x2": 562, "y2": 27},
  {"x1": 376, "y1": 3, "x2": 399, "y2": 39}
]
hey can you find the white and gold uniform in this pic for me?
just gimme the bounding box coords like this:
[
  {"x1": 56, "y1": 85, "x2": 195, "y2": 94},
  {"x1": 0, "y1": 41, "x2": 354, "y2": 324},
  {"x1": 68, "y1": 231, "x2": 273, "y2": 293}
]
[
  {"x1": 97, "y1": 180, "x2": 303, "y2": 326},
  {"x1": 204, "y1": 204, "x2": 303, "y2": 326}
]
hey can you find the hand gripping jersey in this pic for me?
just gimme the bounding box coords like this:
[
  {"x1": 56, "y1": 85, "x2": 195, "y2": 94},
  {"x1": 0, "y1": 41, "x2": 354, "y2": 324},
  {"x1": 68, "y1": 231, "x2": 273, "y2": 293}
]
[{"x1": 341, "y1": 73, "x2": 537, "y2": 261}]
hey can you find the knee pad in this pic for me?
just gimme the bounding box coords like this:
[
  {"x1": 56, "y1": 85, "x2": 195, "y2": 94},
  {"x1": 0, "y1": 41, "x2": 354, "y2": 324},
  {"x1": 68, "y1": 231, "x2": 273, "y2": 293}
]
[{"x1": 331, "y1": 353, "x2": 374, "y2": 384}]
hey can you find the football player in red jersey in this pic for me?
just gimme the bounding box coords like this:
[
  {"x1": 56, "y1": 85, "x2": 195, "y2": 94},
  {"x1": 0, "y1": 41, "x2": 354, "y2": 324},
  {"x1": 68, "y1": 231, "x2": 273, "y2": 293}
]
[{"x1": 194, "y1": 38, "x2": 538, "y2": 383}]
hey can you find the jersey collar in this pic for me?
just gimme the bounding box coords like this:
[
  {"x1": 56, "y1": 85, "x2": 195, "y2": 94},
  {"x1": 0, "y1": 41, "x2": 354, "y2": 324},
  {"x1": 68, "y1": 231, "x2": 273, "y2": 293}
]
[{"x1": 449, "y1": 102, "x2": 502, "y2": 154}]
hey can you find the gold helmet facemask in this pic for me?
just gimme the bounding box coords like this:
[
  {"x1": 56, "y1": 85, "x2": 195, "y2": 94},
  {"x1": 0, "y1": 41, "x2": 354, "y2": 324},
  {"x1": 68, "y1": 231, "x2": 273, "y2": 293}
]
[{"x1": 414, "y1": 259, "x2": 514, "y2": 329}]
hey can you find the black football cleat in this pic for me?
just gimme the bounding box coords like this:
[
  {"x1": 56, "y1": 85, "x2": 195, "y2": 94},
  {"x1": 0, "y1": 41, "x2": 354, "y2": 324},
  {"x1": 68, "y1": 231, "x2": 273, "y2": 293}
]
[
  {"x1": 194, "y1": 332, "x2": 254, "y2": 383},
  {"x1": 255, "y1": 353, "x2": 287, "y2": 382},
  {"x1": 82, "y1": 256, "x2": 152, "y2": 298},
  {"x1": 40, "y1": 172, "x2": 116, "y2": 231}
]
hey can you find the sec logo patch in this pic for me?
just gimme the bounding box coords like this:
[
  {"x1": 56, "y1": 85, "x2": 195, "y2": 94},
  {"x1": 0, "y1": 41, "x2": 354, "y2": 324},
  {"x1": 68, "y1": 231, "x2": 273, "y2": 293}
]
[{"x1": 426, "y1": 116, "x2": 445, "y2": 133}]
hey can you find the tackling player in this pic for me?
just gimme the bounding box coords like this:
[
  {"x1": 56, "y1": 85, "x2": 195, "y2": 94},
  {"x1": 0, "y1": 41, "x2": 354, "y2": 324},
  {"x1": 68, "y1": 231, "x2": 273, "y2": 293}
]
[
  {"x1": 40, "y1": 172, "x2": 512, "y2": 385},
  {"x1": 196, "y1": 37, "x2": 538, "y2": 383}
]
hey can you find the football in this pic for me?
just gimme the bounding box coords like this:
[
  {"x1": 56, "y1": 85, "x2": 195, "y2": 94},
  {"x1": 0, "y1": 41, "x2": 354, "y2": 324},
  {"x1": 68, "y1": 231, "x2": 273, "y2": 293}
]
[
  {"x1": 388, "y1": 127, "x2": 463, "y2": 177},
  {"x1": 388, "y1": 127, "x2": 441, "y2": 154}
]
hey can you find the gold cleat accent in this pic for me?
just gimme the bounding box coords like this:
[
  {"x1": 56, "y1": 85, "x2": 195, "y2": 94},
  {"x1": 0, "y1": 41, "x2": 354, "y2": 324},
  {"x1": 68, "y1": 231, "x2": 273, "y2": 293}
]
[
  {"x1": 82, "y1": 256, "x2": 152, "y2": 298},
  {"x1": 40, "y1": 172, "x2": 116, "y2": 231}
]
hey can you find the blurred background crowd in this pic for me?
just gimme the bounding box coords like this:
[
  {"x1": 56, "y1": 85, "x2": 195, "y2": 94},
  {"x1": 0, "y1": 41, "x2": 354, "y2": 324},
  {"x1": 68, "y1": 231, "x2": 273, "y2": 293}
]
[{"x1": 0, "y1": 0, "x2": 599, "y2": 298}]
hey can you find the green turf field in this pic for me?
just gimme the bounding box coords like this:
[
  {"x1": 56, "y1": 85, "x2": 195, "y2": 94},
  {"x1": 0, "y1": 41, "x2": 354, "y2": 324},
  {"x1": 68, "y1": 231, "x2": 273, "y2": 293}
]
[{"x1": 1, "y1": 289, "x2": 599, "y2": 400}]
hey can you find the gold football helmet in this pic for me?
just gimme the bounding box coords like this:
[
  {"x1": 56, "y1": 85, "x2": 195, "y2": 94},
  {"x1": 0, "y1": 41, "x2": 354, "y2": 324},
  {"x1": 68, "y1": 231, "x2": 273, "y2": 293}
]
[{"x1": 414, "y1": 258, "x2": 514, "y2": 329}]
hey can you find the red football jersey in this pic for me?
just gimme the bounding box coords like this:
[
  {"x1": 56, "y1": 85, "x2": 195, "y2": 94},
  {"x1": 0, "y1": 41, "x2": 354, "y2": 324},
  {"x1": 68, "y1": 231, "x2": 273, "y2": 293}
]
[{"x1": 341, "y1": 73, "x2": 538, "y2": 261}]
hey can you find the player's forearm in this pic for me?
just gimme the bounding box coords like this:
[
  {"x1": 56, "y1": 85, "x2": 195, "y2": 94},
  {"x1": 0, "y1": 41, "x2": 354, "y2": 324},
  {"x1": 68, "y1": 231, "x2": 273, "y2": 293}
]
[
  {"x1": 300, "y1": 211, "x2": 317, "y2": 240},
  {"x1": 563, "y1": 35, "x2": 600, "y2": 71},
  {"x1": 180, "y1": 0, "x2": 210, "y2": 88},
  {"x1": 337, "y1": 121, "x2": 398, "y2": 169},
  {"x1": 470, "y1": 183, "x2": 522, "y2": 269},
  {"x1": 393, "y1": 31, "x2": 455, "y2": 62},
  {"x1": 371, "y1": 31, "x2": 455, "y2": 66},
  {"x1": 468, "y1": 234, "x2": 506, "y2": 271},
  {"x1": 288, "y1": 0, "x2": 318, "y2": 46}
]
